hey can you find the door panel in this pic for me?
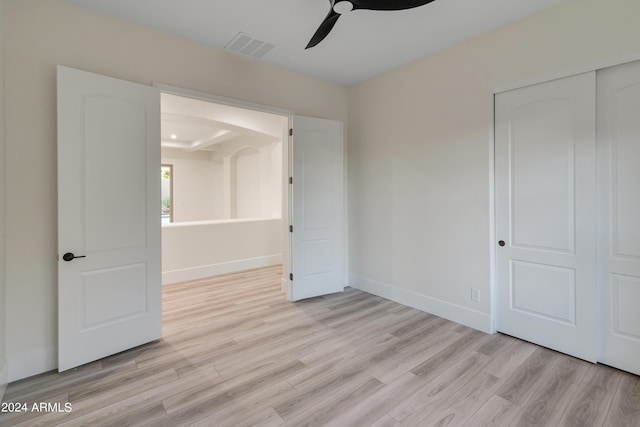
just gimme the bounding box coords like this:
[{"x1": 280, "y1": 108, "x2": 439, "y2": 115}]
[
  {"x1": 509, "y1": 99, "x2": 575, "y2": 253},
  {"x1": 511, "y1": 260, "x2": 576, "y2": 324},
  {"x1": 84, "y1": 96, "x2": 148, "y2": 252},
  {"x1": 57, "y1": 66, "x2": 161, "y2": 371},
  {"x1": 81, "y1": 263, "x2": 147, "y2": 328},
  {"x1": 598, "y1": 60, "x2": 640, "y2": 375},
  {"x1": 289, "y1": 116, "x2": 344, "y2": 301},
  {"x1": 495, "y1": 72, "x2": 597, "y2": 362}
]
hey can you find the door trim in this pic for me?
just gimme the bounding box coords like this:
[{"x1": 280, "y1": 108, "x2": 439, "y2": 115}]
[
  {"x1": 493, "y1": 52, "x2": 640, "y2": 95},
  {"x1": 488, "y1": 92, "x2": 497, "y2": 334},
  {"x1": 152, "y1": 83, "x2": 293, "y2": 116}
]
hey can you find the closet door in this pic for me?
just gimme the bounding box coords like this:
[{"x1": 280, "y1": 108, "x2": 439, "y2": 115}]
[
  {"x1": 495, "y1": 72, "x2": 597, "y2": 362},
  {"x1": 598, "y1": 60, "x2": 640, "y2": 376}
]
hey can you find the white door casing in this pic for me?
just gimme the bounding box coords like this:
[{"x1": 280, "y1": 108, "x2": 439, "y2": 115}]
[
  {"x1": 597, "y1": 60, "x2": 640, "y2": 376},
  {"x1": 289, "y1": 116, "x2": 344, "y2": 301},
  {"x1": 57, "y1": 66, "x2": 161, "y2": 371},
  {"x1": 495, "y1": 72, "x2": 598, "y2": 362}
]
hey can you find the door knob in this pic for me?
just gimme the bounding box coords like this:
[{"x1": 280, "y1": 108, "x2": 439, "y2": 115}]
[
  {"x1": 498, "y1": 240, "x2": 505, "y2": 247},
  {"x1": 62, "y1": 252, "x2": 86, "y2": 262}
]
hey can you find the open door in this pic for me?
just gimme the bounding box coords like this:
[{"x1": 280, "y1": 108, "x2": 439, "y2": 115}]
[
  {"x1": 57, "y1": 66, "x2": 161, "y2": 371},
  {"x1": 288, "y1": 116, "x2": 344, "y2": 301}
]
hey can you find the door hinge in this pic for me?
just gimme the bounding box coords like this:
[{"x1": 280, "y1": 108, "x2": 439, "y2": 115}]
[
  {"x1": 289, "y1": 128, "x2": 293, "y2": 136},
  {"x1": 289, "y1": 273, "x2": 293, "y2": 281},
  {"x1": 289, "y1": 225, "x2": 293, "y2": 232},
  {"x1": 289, "y1": 176, "x2": 293, "y2": 184}
]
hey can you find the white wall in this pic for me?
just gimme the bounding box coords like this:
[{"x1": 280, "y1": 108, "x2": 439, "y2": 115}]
[
  {"x1": 347, "y1": 0, "x2": 640, "y2": 332},
  {"x1": 161, "y1": 148, "x2": 224, "y2": 221},
  {"x1": 0, "y1": 0, "x2": 8, "y2": 399},
  {"x1": 161, "y1": 143, "x2": 283, "y2": 285},
  {"x1": 162, "y1": 139, "x2": 282, "y2": 222},
  {"x1": 162, "y1": 219, "x2": 282, "y2": 284},
  {"x1": 234, "y1": 147, "x2": 261, "y2": 218},
  {"x1": 3, "y1": 0, "x2": 347, "y2": 381},
  {"x1": 269, "y1": 141, "x2": 283, "y2": 218}
]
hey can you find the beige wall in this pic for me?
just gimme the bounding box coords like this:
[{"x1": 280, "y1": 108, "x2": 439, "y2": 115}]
[
  {"x1": 0, "y1": 0, "x2": 8, "y2": 397},
  {"x1": 347, "y1": 0, "x2": 640, "y2": 331},
  {"x1": 3, "y1": 0, "x2": 347, "y2": 381}
]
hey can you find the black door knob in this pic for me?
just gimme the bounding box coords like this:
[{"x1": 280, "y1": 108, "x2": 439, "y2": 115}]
[
  {"x1": 62, "y1": 252, "x2": 86, "y2": 262},
  {"x1": 498, "y1": 240, "x2": 505, "y2": 247}
]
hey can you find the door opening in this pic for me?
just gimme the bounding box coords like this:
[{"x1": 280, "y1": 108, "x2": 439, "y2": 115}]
[{"x1": 158, "y1": 91, "x2": 289, "y2": 290}]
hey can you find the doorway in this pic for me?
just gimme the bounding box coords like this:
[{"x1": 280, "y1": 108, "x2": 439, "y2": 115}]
[{"x1": 158, "y1": 92, "x2": 289, "y2": 287}]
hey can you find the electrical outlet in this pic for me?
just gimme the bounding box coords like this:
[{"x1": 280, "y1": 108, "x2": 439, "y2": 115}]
[{"x1": 471, "y1": 288, "x2": 480, "y2": 302}]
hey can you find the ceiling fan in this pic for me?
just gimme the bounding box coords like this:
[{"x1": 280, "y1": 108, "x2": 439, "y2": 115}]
[{"x1": 306, "y1": 0, "x2": 437, "y2": 49}]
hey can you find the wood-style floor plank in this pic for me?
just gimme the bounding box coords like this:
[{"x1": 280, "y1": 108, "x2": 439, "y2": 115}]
[
  {"x1": 495, "y1": 346, "x2": 563, "y2": 406},
  {"x1": 389, "y1": 351, "x2": 492, "y2": 426},
  {"x1": 463, "y1": 395, "x2": 520, "y2": 427},
  {"x1": 1, "y1": 265, "x2": 637, "y2": 427},
  {"x1": 557, "y1": 364, "x2": 623, "y2": 427},
  {"x1": 512, "y1": 357, "x2": 590, "y2": 426},
  {"x1": 603, "y1": 371, "x2": 640, "y2": 427}
]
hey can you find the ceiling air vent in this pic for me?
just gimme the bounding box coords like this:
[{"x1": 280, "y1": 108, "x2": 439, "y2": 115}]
[{"x1": 225, "y1": 32, "x2": 275, "y2": 59}]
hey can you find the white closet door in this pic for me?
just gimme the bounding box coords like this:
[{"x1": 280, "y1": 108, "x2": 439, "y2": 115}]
[
  {"x1": 495, "y1": 72, "x2": 598, "y2": 362},
  {"x1": 597, "y1": 60, "x2": 640, "y2": 376}
]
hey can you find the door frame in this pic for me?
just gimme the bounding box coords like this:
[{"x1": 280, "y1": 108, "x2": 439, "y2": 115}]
[
  {"x1": 152, "y1": 83, "x2": 295, "y2": 296},
  {"x1": 489, "y1": 52, "x2": 640, "y2": 336}
]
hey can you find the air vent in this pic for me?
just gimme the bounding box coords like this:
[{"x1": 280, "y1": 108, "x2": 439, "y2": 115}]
[{"x1": 225, "y1": 32, "x2": 275, "y2": 59}]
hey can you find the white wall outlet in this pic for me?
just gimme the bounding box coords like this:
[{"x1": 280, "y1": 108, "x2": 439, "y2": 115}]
[{"x1": 471, "y1": 288, "x2": 480, "y2": 302}]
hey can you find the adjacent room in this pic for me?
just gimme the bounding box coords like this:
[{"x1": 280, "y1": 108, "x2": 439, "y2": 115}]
[
  {"x1": 159, "y1": 92, "x2": 287, "y2": 285},
  {"x1": 1, "y1": 0, "x2": 639, "y2": 425}
]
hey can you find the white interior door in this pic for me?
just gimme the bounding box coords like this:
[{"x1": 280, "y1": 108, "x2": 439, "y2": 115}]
[
  {"x1": 57, "y1": 66, "x2": 161, "y2": 371},
  {"x1": 289, "y1": 115, "x2": 344, "y2": 301},
  {"x1": 495, "y1": 72, "x2": 598, "y2": 362},
  {"x1": 597, "y1": 60, "x2": 640, "y2": 376}
]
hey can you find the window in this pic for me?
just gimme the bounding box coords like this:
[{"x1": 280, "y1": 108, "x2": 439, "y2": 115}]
[{"x1": 161, "y1": 164, "x2": 173, "y2": 223}]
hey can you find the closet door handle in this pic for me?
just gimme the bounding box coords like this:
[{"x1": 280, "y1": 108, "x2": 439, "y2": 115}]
[{"x1": 498, "y1": 240, "x2": 505, "y2": 247}]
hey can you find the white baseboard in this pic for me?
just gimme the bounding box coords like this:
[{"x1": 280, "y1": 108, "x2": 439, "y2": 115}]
[
  {"x1": 8, "y1": 346, "x2": 57, "y2": 383},
  {"x1": 0, "y1": 359, "x2": 7, "y2": 402},
  {"x1": 163, "y1": 254, "x2": 282, "y2": 285},
  {"x1": 349, "y1": 275, "x2": 492, "y2": 333}
]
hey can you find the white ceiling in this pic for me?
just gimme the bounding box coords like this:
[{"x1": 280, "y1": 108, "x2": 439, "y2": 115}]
[
  {"x1": 161, "y1": 93, "x2": 285, "y2": 154},
  {"x1": 66, "y1": 0, "x2": 567, "y2": 86}
]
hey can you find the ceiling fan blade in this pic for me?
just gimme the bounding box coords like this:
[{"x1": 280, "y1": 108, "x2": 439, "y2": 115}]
[
  {"x1": 351, "y1": 0, "x2": 436, "y2": 11},
  {"x1": 306, "y1": 8, "x2": 341, "y2": 49}
]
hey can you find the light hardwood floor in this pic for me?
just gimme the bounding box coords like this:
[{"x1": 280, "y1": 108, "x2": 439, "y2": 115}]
[{"x1": 1, "y1": 265, "x2": 639, "y2": 426}]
